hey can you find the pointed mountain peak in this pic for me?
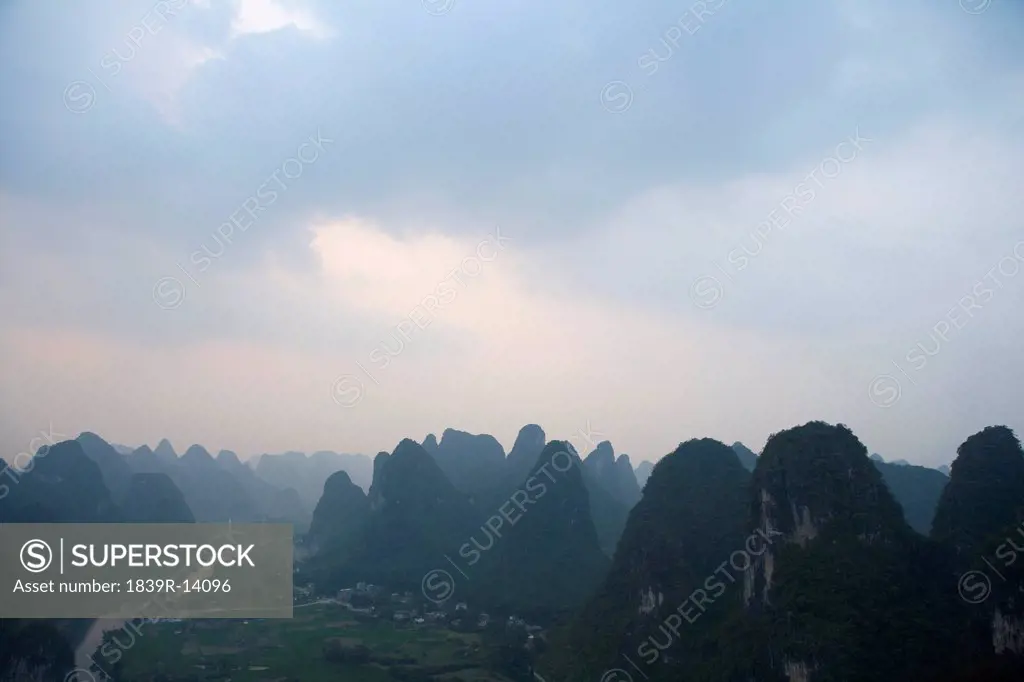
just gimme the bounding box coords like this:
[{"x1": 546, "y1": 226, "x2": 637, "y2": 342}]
[
  {"x1": 154, "y1": 438, "x2": 177, "y2": 461},
  {"x1": 505, "y1": 424, "x2": 548, "y2": 482},
  {"x1": 931, "y1": 425, "x2": 1024, "y2": 555},
  {"x1": 75, "y1": 431, "x2": 133, "y2": 498},
  {"x1": 513, "y1": 424, "x2": 545, "y2": 450},
  {"x1": 369, "y1": 440, "x2": 457, "y2": 508},
  {"x1": 308, "y1": 469, "x2": 369, "y2": 552},
  {"x1": 731, "y1": 442, "x2": 758, "y2": 471},
  {"x1": 392, "y1": 438, "x2": 431, "y2": 462},
  {"x1": 181, "y1": 444, "x2": 214, "y2": 463},
  {"x1": 751, "y1": 422, "x2": 905, "y2": 542},
  {"x1": 323, "y1": 469, "x2": 358, "y2": 491},
  {"x1": 585, "y1": 440, "x2": 615, "y2": 463},
  {"x1": 634, "y1": 460, "x2": 655, "y2": 488},
  {"x1": 422, "y1": 433, "x2": 439, "y2": 454},
  {"x1": 745, "y1": 422, "x2": 907, "y2": 608},
  {"x1": 77, "y1": 431, "x2": 110, "y2": 447},
  {"x1": 217, "y1": 449, "x2": 241, "y2": 466}
]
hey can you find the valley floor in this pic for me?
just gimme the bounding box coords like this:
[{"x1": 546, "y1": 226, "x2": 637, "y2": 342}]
[{"x1": 104, "y1": 602, "x2": 520, "y2": 682}]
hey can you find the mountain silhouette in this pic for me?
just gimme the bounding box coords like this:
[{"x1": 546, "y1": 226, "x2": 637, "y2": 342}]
[
  {"x1": 76, "y1": 431, "x2": 134, "y2": 501},
  {"x1": 432, "y1": 428, "x2": 507, "y2": 501},
  {"x1": 731, "y1": 441, "x2": 758, "y2": 471},
  {"x1": 931, "y1": 426, "x2": 1024, "y2": 556},
  {"x1": 504, "y1": 423, "x2": 547, "y2": 486},
  {"x1": 0, "y1": 440, "x2": 120, "y2": 523},
  {"x1": 873, "y1": 457, "x2": 949, "y2": 534},
  {"x1": 727, "y1": 422, "x2": 974, "y2": 682},
  {"x1": 120, "y1": 473, "x2": 195, "y2": 523},
  {"x1": 317, "y1": 439, "x2": 477, "y2": 591},
  {"x1": 583, "y1": 441, "x2": 642, "y2": 508},
  {"x1": 472, "y1": 441, "x2": 610, "y2": 621},
  {"x1": 545, "y1": 438, "x2": 751, "y2": 681},
  {"x1": 216, "y1": 449, "x2": 310, "y2": 528},
  {"x1": 307, "y1": 470, "x2": 369, "y2": 557},
  {"x1": 256, "y1": 449, "x2": 373, "y2": 510},
  {"x1": 634, "y1": 460, "x2": 655, "y2": 489}
]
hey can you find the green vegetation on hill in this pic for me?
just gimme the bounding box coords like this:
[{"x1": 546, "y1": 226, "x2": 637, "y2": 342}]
[
  {"x1": 931, "y1": 425, "x2": 1024, "y2": 556},
  {"x1": 544, "y1": 438, "x2": 751, "y2": 682},
  {"x1": 545, "y1": 422, "x2": 1024, "y2": 682},
  {"x1": 471, "y1": 441, "x2": 610, "y2": 621}
]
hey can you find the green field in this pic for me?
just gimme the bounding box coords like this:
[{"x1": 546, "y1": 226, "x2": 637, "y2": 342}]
[{"x1": 110, "y1": 602, "x2": 517, "y2": 682}]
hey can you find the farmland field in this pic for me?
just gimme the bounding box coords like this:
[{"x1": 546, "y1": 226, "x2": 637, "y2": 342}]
[{"x1": 106, "y1": 602, "x2": 518, "y2": 682}]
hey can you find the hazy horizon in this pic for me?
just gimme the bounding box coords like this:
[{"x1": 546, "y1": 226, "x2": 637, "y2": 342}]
[{"x1": 3, "y1": 0, "x2": 1023, "y2": 470}]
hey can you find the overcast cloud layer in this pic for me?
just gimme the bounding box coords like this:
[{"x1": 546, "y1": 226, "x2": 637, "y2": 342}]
[{"x1": 2, "y1": 0, "x2": 1023, "y2": 468}]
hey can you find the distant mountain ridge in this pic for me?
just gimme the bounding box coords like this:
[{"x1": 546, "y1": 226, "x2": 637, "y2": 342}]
[
  {"x1": 255, "y1": 449, "x2": 373, "y2": 513},
  {"x1": 413, "y1": 425, "x2": 642, "y2": 556},
  {"x1": 0, "y1": 436, "x2": 199, "y2": 682}
]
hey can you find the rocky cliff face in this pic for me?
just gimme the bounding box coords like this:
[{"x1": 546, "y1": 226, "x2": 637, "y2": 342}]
[
  {"x1": 736, "y1": 422, "x2": 971, "y2": 682},
  {"x1": 743, "y1": 422, "x2": 908, "y2": 608}
]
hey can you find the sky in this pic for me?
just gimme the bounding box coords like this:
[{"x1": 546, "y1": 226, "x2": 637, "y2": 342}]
[{"x1": 2, "y1": 0, "x2": 1023, "y2": 469}]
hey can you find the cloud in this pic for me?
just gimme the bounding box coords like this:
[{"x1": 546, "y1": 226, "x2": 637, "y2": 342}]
[{"x1": 2, "y1": 0, "x2": 1024, "y2": 466}]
